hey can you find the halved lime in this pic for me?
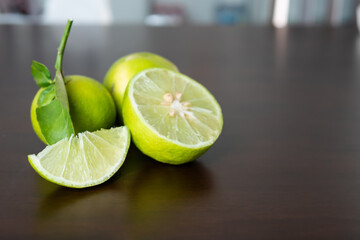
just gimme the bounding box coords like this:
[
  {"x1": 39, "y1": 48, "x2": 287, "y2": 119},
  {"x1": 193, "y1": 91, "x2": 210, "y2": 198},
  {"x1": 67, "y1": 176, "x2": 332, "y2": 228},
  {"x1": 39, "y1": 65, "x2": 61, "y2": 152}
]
[
  {"x1": 28, "y1": 126, "x2": 131, "y2": 188},
  {"x1": 122, "y1": 68, "x2": 223, "y2": 165}
]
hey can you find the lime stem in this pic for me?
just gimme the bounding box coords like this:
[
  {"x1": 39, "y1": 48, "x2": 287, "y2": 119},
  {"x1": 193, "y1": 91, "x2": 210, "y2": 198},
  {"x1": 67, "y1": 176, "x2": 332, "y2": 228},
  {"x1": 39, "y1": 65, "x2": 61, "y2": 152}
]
[{"x1": 55, "y1": 19, "x2": 73, "y2": 72}]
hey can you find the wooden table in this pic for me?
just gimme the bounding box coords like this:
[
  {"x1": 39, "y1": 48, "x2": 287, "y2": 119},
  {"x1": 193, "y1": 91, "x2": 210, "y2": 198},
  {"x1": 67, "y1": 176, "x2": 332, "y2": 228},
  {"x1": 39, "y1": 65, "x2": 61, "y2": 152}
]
[{"x1": 1, "y1": 25, "x2": 360, "y2": 239}]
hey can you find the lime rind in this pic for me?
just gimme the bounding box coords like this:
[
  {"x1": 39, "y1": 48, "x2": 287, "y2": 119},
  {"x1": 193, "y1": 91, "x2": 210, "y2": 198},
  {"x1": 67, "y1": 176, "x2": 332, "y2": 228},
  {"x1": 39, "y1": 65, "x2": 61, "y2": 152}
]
[{"x1": 28, "y1": 126, "x2": 131, "y2": 188}]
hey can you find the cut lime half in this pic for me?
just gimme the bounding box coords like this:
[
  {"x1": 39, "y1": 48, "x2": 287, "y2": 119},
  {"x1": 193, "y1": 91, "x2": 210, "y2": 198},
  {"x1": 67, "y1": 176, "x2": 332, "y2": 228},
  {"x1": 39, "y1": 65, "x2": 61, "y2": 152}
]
[
  {"x1": 122, "y1": 68, "x2": 223, "y2": 164},
  {"x1": 28, "y1": 126, "x2": 131, "y2": 188}
]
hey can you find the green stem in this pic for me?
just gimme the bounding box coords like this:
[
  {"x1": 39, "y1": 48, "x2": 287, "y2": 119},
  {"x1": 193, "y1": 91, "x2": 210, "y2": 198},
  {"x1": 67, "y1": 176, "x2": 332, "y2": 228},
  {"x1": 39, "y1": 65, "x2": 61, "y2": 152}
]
[{"x1": 55, "y1": 19, "x2": 73, "y2": 72}]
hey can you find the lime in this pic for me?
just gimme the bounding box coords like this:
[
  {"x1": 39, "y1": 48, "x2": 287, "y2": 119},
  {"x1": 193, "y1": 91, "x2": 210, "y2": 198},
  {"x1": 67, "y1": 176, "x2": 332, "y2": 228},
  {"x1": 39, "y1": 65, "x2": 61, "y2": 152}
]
[
  {"x1": 103, "y1": 52, "x2": 178, "y2": 115},
  {"x1": 122, "y1": 68, "x2": 223, "y2": 165},
  {"x1": 31, "y1": 75, "x2": 117, "y2": 144},
  {"x1": 28, "y1": 126, "x2": 130, "y2": 188}
]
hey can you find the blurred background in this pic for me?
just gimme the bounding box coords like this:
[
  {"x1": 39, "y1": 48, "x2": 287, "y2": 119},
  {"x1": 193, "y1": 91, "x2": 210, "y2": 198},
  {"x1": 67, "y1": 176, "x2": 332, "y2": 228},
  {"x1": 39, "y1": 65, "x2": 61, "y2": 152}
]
[{"x1": 0, "y1": 0, "x2": 359, "y2": 28}]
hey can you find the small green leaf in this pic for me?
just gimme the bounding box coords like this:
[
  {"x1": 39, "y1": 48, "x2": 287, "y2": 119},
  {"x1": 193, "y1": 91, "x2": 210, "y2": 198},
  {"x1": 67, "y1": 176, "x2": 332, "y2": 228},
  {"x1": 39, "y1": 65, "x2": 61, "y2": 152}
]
[
  {"x1": 31, "y1": 61, "x2": 52, "y2": 87},
  {"x1": 36, "y1": 98, "x2": 75, "y2": 145},
  {"x1": 37, "y1": 84, "x2": 55, "y2": 107}
]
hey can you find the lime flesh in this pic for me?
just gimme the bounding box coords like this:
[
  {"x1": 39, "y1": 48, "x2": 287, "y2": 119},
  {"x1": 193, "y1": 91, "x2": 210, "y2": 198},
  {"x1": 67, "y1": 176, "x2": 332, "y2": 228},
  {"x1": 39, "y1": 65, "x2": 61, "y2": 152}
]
[
  {"x1": 28, "y1": 126, "x2": 130, "y2": 188},
  {"x1": 122, "y1": 68, "x2": 223, "y2": 164}
]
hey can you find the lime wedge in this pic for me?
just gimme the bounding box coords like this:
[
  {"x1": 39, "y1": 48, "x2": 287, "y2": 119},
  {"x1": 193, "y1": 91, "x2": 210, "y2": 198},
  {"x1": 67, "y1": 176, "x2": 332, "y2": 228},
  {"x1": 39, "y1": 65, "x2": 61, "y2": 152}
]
[
  {"x1": 28, "y1": 126, "x2": 131, "y2": 188},
  {"x1": 122, "y1": 68, "x2": 223, "y2": 164}
]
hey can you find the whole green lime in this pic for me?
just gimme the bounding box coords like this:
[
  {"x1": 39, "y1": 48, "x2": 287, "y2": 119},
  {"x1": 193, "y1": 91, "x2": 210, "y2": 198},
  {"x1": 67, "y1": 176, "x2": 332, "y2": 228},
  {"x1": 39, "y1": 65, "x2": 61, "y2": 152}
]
[
  {"x1": 103, "y1": 52, "x2": 178, "y2": 115},
  {"x1": 31, "y1": 75, "x2": 116, "y2": 144}
]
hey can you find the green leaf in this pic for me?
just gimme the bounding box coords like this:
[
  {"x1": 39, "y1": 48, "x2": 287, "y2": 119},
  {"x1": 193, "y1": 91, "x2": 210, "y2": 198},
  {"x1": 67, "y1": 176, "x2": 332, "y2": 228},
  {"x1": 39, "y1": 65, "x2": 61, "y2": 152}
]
[
  {"x1": 36, "y1": 98, "x2": 75, "y2": 145},
  {"x1": 31, "y1": 61, "x2": 52, "y2": 87},
  {"x1": 37, "y1": 84, "x2": 55, "y2": 107},
  {"x1": 54, "y1": 71, "x2": 70, "y2": 110},
  {"x1": 35, "y1": 73, "x2": 75, "y2": 145}
]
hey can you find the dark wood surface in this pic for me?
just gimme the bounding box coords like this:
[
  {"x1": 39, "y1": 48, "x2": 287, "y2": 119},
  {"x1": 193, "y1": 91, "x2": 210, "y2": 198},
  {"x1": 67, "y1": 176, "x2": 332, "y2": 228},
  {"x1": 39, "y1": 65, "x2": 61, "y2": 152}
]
[{"x1": 1, "y1": 24, "x2": 360, "y2": 239}]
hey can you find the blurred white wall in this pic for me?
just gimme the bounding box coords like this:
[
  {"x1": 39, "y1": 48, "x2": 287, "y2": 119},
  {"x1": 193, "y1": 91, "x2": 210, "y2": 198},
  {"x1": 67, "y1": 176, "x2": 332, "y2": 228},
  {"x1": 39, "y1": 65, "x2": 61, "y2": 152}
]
[
  {"x1": 110, "y1": 0, "x2": 147, "y2": 24},
  {"x1": 43, "y1": 0, "x2": 112, "y2": 24}
]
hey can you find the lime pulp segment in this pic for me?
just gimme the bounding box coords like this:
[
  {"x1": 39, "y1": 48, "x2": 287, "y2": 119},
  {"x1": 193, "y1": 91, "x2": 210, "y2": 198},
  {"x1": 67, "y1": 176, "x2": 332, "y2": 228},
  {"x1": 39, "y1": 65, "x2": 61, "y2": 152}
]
[{"x1": 28, "y1": 126, "x2": 130, "y2": 188}]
